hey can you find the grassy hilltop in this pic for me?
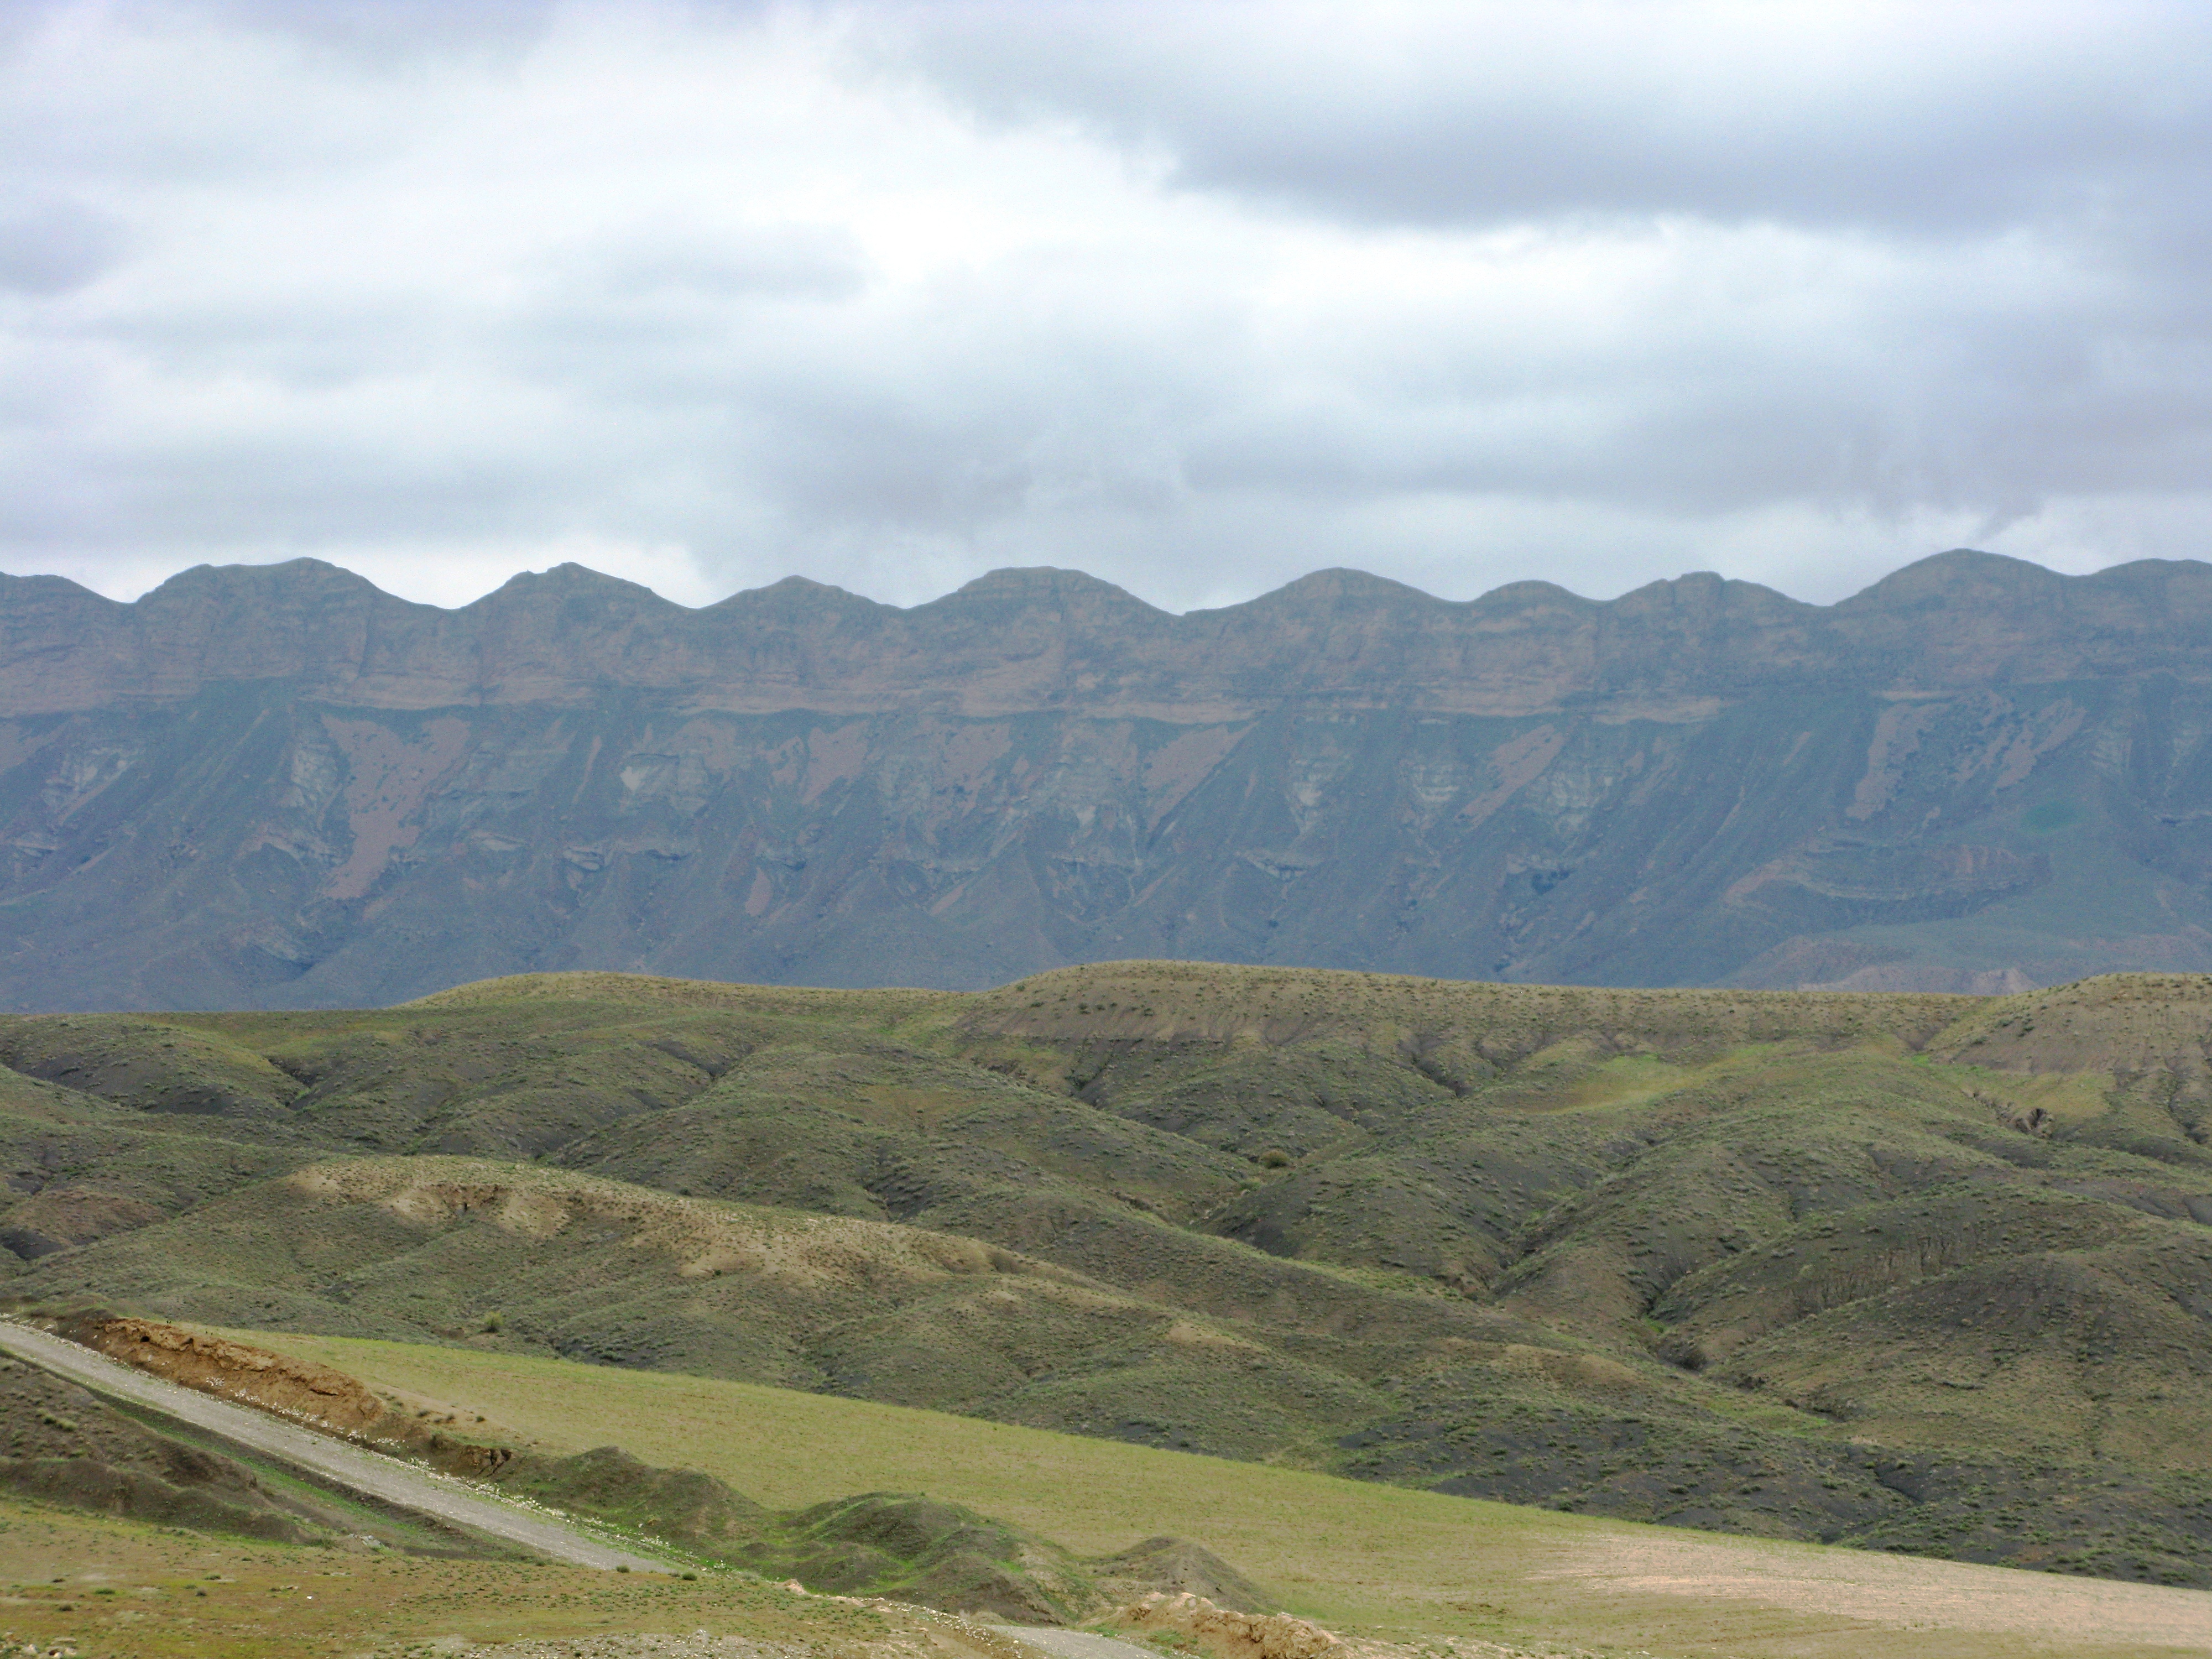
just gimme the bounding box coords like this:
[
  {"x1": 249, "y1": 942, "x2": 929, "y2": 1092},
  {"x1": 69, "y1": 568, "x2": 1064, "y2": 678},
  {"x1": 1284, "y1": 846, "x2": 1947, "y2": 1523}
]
[{"x1": 7, "y1": 962, "x2": 2212, "y2": 1586}]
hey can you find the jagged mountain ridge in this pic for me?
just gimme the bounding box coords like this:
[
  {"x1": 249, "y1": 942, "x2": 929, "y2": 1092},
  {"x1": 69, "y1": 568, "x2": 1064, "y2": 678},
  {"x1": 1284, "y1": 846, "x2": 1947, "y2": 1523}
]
[
  {"x1": 14, "y1": 549, "x2": 2212, "y2": 716},
  {"x1": 4, "y1": 548, "x2": 2212, "y2": 1008}
]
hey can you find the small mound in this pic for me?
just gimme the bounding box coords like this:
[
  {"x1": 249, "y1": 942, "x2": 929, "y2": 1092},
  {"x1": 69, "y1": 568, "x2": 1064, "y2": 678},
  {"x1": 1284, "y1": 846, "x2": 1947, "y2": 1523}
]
[
  {"x1": 484, "y1": 1453, "x2": 1110, "y2": 1621},
  {"x1": 1089, "y1": 1536, "x2": 1272, "y2": 1613},
  {"x1": 494, "y1": 1446, "x2": 765, "y2": 1554},
  {"x1": 741, "y1": 1492, "x2": 1103, "y2": 1624},
  {"x1": 0, "y1": 1354, "x2": 310, "y2": 1542}
]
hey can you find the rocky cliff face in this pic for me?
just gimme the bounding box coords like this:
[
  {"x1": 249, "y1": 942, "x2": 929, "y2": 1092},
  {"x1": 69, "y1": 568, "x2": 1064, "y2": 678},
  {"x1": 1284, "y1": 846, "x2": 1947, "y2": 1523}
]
[{"x1": 3, "y1": 548, "x2": 2211, "y2": 1009}]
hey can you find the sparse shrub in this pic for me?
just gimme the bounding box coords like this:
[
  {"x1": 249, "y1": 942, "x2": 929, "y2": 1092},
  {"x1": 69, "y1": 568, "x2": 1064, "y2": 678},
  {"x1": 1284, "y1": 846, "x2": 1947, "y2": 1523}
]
[{"x1": 481, "y1": 1311, "x2": 503, "y2": 1334}]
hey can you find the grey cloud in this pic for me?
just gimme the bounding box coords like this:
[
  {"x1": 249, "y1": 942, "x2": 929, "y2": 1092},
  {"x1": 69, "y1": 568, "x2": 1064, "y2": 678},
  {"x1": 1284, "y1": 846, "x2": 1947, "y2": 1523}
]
[
  {"x1": 0, "y1": 197, "x2": 122, "y2": 293},
  {"x1": 164, "y1": 0, "x2": 562, "y2": 65},
  {"x1": 879, "y1": 3, "x2": 2212, "y2": 236},
  {"x1": 2, "y1": 0, "x2": 2210, "y2": 619},
  {"x1": 575, "y1": 222, "x2": 872, "y2": 303},
  {"x1": 839, "y1": 1, "x2": 2212, "y2": 543},
  {"x1": 0, "y1": 415, "x2": 596, "y2": 551}
]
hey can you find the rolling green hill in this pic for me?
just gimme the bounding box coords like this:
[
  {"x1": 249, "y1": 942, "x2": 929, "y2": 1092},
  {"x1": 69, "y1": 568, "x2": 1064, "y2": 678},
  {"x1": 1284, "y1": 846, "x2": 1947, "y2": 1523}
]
[{"x1": 8, "y1": 963, "x2": 2212, "y2": 1586}]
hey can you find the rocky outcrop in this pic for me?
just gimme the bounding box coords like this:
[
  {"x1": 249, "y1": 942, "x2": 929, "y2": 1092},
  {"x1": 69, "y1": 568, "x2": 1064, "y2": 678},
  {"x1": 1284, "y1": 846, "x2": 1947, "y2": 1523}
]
[
  {"x1": 1113, "y1": 1593, "x2": 1346, "y2": 1659},
  {"x1": 55, "y1": 1310, "x2": 511, "y2": 1473},
  {"x1": 61, "y1": 1312, "x2": 394, "y2": 1434}
]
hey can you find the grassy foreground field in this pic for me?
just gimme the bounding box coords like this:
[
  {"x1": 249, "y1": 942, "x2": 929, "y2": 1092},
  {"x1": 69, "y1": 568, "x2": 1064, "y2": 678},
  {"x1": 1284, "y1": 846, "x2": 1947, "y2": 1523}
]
[
  {"x1": 237, "y1": 1327, "x2": 2212, "y2": 1659},
  {"x1": 0, "y1": 1491, "x2": 992, "y2": 1659}
]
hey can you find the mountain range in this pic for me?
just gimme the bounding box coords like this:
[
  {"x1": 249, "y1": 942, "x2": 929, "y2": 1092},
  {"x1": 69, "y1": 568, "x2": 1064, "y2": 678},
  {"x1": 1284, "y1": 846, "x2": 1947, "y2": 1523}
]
[{"x1": 5, "y1": 546, "x2": 2212, "y2": 1009}]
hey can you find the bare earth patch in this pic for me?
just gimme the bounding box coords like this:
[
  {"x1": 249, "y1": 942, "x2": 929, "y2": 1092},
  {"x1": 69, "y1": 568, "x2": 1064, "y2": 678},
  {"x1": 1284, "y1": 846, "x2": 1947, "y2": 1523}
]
[{"x1": 1543, "y1": 1529, "x2": 2212, "y2": 1652}]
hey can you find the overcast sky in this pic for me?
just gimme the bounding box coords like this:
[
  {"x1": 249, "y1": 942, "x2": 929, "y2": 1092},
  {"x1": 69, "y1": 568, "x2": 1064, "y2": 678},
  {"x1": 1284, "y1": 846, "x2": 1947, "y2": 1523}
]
[{"x1": 3, "y1": 0, "x2": 2209, "y2": 614}]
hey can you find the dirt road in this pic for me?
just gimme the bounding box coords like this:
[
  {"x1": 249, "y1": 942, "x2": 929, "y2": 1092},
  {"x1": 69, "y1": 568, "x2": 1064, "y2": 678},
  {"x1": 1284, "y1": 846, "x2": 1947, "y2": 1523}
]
[
  {"x1": 0, "y1": 1318, "x2": 670, "y2": 1572},
  {"x1": 998, "y1": 1631, "x2": 1159, "y2": 1659}
]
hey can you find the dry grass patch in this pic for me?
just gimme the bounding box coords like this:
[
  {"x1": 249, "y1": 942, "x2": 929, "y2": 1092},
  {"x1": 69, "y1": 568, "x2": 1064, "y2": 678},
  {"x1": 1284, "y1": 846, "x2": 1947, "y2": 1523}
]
[{"x1": 0, "y1": 1494, "x2": 955, "y2": 1659}]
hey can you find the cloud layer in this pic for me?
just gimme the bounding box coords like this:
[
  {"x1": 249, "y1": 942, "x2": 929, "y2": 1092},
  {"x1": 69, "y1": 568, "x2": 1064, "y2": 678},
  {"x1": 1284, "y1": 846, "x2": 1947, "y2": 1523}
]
[{"x1": 3, "y1": 0, "x2": 2210, "y2": 612}]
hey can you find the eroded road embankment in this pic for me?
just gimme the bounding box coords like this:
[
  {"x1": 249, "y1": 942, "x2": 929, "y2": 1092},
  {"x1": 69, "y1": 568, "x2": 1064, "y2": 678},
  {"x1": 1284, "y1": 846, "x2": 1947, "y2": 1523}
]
[{"x1": 0, "y1": 1318, "x2": 669, "y2": 1571}]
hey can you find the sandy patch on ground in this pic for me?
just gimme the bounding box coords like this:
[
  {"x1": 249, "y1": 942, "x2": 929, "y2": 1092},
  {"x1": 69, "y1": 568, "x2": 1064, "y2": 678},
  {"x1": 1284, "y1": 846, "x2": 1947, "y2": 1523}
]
[{"x1": 1542, "y1": 1530, "x2": 2212, "y2": 1651}]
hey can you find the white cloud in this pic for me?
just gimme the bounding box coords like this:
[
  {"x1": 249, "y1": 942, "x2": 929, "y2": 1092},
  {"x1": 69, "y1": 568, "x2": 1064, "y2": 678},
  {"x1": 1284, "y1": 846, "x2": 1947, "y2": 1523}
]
[{"x1": 2, "y1": 0, "x2": 2209, "y2": 614}]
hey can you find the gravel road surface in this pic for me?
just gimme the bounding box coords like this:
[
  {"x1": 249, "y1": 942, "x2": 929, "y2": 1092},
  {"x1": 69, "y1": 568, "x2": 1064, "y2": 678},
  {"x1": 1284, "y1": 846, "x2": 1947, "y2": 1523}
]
[
  {"x1": 997, "y1": 1629, "x2": 1159, "y2": 1659},
  {"x1": 0, "y1": 1318, "x2": 670, "y2": 1571}
]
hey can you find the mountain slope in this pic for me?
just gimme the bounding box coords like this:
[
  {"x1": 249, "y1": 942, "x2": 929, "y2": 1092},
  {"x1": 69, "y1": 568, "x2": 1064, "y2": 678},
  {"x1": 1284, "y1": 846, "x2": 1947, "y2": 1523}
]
[{"x1": 7, "y1": 551, "x2": 2212, "y2": 1006}]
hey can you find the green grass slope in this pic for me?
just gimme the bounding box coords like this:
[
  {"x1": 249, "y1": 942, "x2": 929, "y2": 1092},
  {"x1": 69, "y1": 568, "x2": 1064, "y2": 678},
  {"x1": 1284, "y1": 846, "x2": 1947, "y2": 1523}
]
[{"x1": 225, "y1": 1328, "x2": 2212, "y2": 1659}]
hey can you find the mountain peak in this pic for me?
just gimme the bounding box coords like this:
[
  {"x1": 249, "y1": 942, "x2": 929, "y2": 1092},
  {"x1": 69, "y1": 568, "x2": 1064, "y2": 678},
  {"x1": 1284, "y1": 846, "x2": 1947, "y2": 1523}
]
[
  {"x1": 1837, "y1": 549, "x2": 2061, "y2": 610},
  {"x1": 920, "y1": 566, "x2": 1167, "y2": 622},
  {"x1": 1200, "y1": 567, "x2": 1442, "y2": 622},
  {"x1": 0, "y1": 571, "x2": 118, "y2": 608},
  {"x1": 142, "y1": 557, "x2": 388, "y2": 603},
  {"x1": 706, "y1": 573, "x2": 891, "y2": 620},
  {"x1": 470, "y1": 563, "x2": 677, "y2": 609},
  {"x1": 948, "y1": 566, "x2": 1141, "y2": 598}
]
